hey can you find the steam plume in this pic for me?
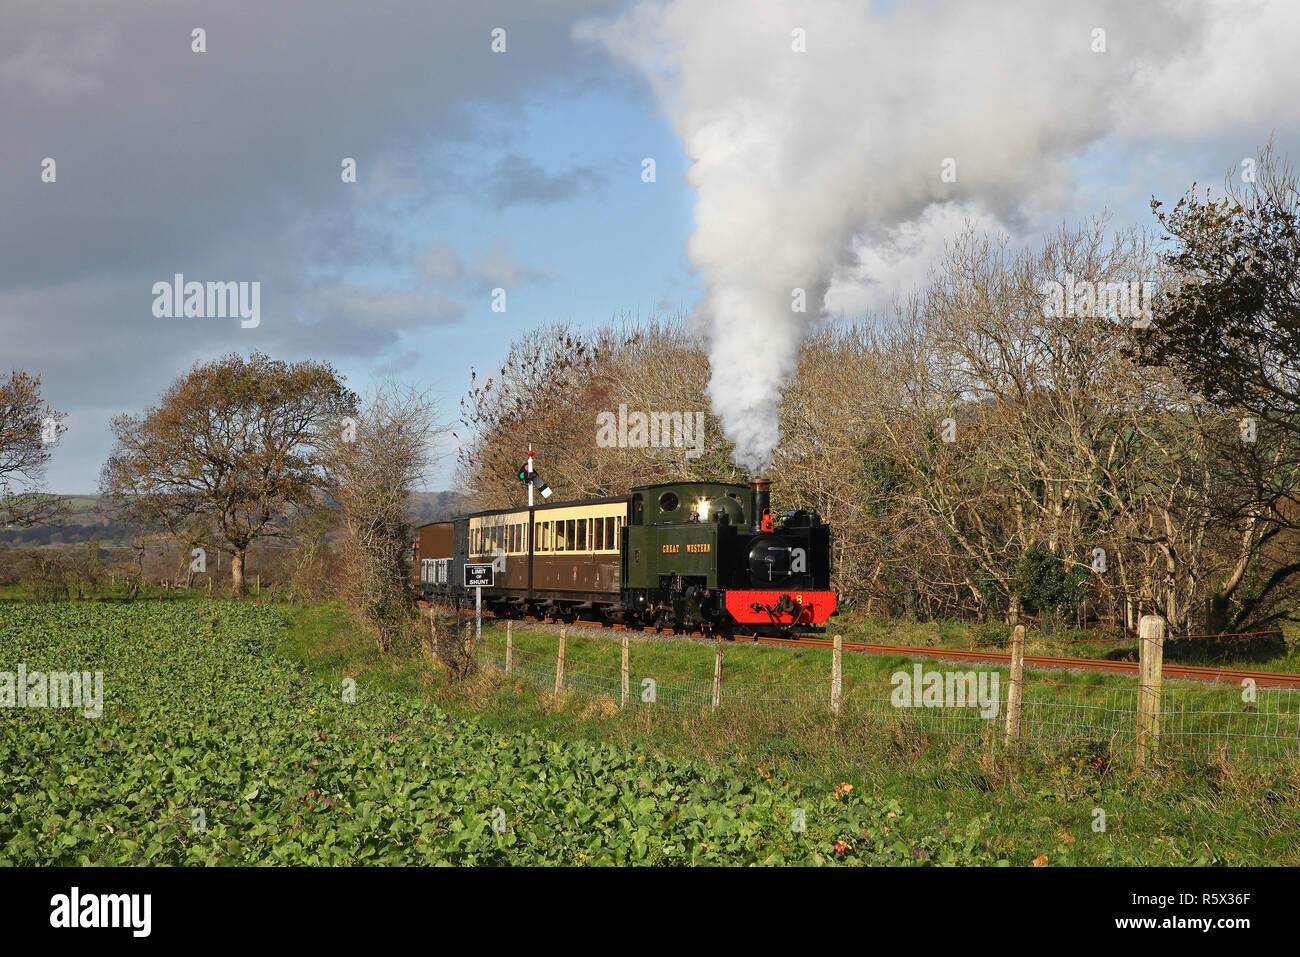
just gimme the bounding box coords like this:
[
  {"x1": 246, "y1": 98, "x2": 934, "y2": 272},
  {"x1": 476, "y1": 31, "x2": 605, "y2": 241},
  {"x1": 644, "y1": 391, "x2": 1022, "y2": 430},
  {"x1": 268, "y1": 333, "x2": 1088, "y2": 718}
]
[{"x1": 575, "y1": 0, "x2": 1249, "y2": 471}]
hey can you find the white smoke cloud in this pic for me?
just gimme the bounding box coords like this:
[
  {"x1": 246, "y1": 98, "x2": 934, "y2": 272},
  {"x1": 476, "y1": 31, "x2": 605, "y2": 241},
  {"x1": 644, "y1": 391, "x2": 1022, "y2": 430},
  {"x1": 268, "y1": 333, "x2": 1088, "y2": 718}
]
[{"x1": 576, "y1": 0, "x2": 1295, "y2": 472}]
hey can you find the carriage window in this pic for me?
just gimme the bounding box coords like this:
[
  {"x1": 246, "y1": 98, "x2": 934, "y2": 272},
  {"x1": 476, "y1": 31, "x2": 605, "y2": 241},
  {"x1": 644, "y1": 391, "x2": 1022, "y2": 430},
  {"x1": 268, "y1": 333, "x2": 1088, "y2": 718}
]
[
  {"x1": 556, "y1": 520, "x2": 566, "y2": 552},
  {"x1": 576, "y1": 518, "x2": 588, "y2": 550},
  {"x1": 595, "y1": 517, "x2": 605, "y2": 551},
  {"x1": 605, "y1": 516, "x2": 615, "y2": 551}
]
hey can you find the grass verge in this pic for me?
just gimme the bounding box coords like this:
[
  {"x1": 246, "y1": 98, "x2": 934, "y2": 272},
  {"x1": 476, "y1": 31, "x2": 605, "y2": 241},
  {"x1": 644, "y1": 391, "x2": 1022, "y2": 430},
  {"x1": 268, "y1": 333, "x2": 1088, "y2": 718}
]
[{"x1": 278, "y1": 603, "x2": 1300, "y2": 865}]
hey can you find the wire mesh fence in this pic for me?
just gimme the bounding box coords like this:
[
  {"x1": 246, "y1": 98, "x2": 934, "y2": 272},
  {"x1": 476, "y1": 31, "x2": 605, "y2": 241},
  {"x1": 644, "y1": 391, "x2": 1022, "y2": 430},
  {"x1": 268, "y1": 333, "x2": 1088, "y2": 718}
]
[{"x1": 469, "y1": 627, "x2": 1300, "y2": 768}]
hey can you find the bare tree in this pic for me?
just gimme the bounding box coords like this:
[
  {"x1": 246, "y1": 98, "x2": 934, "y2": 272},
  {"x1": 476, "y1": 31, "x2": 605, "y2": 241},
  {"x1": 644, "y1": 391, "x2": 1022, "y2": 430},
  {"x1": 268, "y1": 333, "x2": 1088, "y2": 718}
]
[
  {"x1": 0, "y1": 371, "x2": 67, "y2": 528},
  {"x1": 456, "y1": 314, "x2": 741, "y2": 510},
  {"x1": 328, "y1": 383, "x2": 444, "y2": 652}
]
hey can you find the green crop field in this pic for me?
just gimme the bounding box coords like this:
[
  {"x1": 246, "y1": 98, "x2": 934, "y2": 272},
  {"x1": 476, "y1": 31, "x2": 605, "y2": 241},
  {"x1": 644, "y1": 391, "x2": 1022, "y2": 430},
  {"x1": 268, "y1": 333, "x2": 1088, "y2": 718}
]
[
  {"x1": 0, "y1": 602, "x2": 1004, "y2": 865},
  {"x1": 4, "y1": 598, "x2": 1299, "y2": 866}
]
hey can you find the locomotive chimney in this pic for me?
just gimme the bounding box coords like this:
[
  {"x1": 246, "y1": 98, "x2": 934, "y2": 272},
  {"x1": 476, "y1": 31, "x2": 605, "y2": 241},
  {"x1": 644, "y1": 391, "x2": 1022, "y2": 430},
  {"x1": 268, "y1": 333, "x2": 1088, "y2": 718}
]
[{"x1": 750, "y1": 477, "x2": 771, "y2": 526}]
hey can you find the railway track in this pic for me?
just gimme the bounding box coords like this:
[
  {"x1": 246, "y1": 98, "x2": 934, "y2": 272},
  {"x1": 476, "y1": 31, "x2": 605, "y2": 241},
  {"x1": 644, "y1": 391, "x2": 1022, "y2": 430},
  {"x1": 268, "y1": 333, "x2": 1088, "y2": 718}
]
[
  {"x1": 727, "y1": 633, "x2": 1300, "y2": 689},
  {"x1": 420, "y1": 601, "x2": 1300, "y2": 689}
]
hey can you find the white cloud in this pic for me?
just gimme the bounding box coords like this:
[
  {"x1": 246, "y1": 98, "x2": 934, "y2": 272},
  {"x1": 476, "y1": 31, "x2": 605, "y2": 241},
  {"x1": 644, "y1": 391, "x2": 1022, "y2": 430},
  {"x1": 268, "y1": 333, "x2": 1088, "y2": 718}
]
[
  {"x1": 471, "y1": 237, "x2": 551, "y2": 290},
  {"x1": 0, "y1": 27, "x2": 114, "y2": 99},
  {"x1": 416, "y1": 243, "x2": 466, "y2": 284}
]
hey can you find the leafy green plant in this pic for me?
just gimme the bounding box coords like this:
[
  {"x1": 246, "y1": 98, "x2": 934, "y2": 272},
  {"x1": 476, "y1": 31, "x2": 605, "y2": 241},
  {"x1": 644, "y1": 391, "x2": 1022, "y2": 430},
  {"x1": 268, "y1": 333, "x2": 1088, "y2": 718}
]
[
  {"x1": 0, "y1": 601, "x2": 1006, "y2": 866},
  {"x1": 972, "y1": 621, "x2": 1012, "y2": 648}
]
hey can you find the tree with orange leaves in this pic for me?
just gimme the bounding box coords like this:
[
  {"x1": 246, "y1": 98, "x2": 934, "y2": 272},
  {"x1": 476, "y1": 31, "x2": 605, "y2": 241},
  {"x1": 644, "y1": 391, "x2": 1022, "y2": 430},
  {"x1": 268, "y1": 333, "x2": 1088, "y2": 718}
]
[{"x1": 101, "y1": 353, "x2": 356, "y2": 594}]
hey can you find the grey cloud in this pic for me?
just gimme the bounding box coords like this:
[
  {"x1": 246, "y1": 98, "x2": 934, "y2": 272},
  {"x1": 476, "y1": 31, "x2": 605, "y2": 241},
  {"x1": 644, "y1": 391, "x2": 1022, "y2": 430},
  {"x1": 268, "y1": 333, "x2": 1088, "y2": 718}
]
[
  {"x1": 481, "y1": 154, "x2": 605, "y2": 208},
  {"x1": 416, "y1": 243, "x2": 467, "y2": 284},
  {"x1": 413, "y1": 237, "x2": 549, "y2": 293},
  {"x1": 471, "y1": 237, "x2": 551, "y2": 291},
  {"x1": 303, "y1": 282, "x2": 464, "y2": 334},
  {"x1": 0, "y1": 27, "x2": 116, "y2": 98},
  {"x1": 370, "y1": 351, "x2": 422, "y2": 377},
  {"x1": 1, "y1": 0, "x2": 623, "y2": 489}
]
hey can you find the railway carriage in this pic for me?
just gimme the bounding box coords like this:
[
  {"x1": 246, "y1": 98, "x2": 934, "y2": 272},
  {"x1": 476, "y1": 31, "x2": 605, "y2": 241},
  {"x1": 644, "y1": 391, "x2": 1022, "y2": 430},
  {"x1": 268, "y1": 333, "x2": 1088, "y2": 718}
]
[{"x1": 414, "y1": 478, "x2": 836, "y2": 634}]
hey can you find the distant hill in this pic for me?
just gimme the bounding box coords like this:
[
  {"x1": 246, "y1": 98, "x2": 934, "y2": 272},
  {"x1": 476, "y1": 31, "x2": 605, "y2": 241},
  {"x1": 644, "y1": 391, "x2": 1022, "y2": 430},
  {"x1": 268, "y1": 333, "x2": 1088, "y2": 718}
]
[
  {"x1": 0, "y1": 490, "x2": 474, "y2": 547},
  {"x1": 0, "y1": 495, "x2": 138, "y2": 547},
  {"x1": 406, "y1": 490, "x2": 473, "y2": 526}
]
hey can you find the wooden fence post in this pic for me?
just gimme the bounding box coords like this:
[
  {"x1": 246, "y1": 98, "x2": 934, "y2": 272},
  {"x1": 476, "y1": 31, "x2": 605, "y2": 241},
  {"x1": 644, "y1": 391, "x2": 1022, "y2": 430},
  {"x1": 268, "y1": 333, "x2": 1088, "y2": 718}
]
[
  {"x1": 429, "y1": 610, "x2": 438, "y2": 656},
  {"x1": 831, "y1": 634, "x2": 843, "y2": 716},
  {"x1": 554, "y1": 628, "x2": 566, "y2": 698},
  {"x1": 505, "y1": 620, "x2": 513, "y2": 677},
  {"x1": 620, "y1": 634, "x2": 630, "y2": 709},
  {"x1": 1004, "y1": 624, "x2": 1025, "y2": 746},
  {"x1": 712, "y1": 643, "x2": 723, "y2": 710},
  {"x1": 1136, "y1": 615, "x2": 1165, "y2": 767}
]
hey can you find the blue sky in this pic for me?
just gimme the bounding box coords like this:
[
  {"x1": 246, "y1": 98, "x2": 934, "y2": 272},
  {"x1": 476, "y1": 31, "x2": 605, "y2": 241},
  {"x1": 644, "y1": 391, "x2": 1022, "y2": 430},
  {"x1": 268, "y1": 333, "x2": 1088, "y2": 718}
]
[{"x1": 390, "y1": 86, "x2": 698, "y2": 355}]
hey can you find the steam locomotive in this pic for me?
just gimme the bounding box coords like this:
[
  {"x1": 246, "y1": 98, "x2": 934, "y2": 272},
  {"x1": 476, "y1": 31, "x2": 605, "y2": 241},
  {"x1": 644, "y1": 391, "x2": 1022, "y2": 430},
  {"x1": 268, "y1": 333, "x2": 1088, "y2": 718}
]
[{"x1": 413, "y1": 478, "x2": 836, "y2": 634}]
